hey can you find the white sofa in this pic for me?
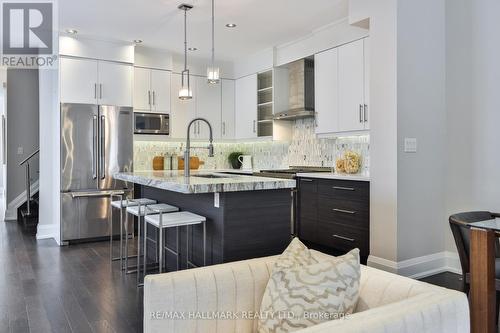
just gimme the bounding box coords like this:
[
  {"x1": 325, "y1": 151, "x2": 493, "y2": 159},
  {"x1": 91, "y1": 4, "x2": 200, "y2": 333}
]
[{"x1": 144, "y1": 250, "x2": 469, "y2": 333}]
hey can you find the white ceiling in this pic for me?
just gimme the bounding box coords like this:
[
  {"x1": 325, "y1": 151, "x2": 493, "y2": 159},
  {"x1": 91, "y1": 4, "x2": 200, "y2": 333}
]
[{"x1": 59, "y1": 0, "x2": 348, "y2": 62}]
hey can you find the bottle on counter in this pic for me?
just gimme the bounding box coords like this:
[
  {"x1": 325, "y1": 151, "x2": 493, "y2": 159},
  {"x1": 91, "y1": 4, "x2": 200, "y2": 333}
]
[
  {"x1": 164, "y1": 153, "x2": 172, "y2": 171},
  {"x1": 171, "y1": 153, "x2": 178, "y2": 170}
]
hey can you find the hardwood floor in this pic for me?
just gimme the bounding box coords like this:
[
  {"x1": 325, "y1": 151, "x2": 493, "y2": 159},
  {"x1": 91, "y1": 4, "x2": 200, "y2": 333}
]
[
  {"x1": 0, "y1": 220, "x2": 143, "y2": 333},
  {"x1": 0, "y1": 215, "x2": 466, "y2": 333}
]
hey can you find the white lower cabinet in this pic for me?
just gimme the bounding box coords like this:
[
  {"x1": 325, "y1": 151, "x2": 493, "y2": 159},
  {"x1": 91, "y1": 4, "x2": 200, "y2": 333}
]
[{"x1": 235, "y1": 74, "x2": 258, "y2": 140}]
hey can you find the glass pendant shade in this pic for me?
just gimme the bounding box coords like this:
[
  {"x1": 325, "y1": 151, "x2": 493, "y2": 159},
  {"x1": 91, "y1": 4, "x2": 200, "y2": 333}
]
[
  {"x1": 179, "y1": 69, "x2": 192, "y2": 100},
  {"x1": 207, "y1": 66, "x2": 220, "y2": 84}
]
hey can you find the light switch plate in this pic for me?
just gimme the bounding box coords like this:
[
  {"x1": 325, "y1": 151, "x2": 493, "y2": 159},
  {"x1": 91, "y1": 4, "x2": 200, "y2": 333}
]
[
  {"x1": 214, "y1": 192, "x2": 220, "y2": 208},
  {"x1": 17, "y1": 146, "x2": 23, "y2": 155},
  {"x1": 404, "y1": 138, "x2": 417, "y2": 153}
]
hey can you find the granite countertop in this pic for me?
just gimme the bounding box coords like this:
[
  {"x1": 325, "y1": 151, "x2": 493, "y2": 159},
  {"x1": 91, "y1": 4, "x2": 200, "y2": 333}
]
[
  {"x1": 296, "y1": 172, "x2": 371, "y2": 182},
  {"x1": 114, "y1": 170, "x2": 296, "y2": 194}
]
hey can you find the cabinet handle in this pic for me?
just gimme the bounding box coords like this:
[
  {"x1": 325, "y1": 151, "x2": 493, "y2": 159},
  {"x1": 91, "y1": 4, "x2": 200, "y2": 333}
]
[
  {"x1": 222, "y1": 122, "x2": 226, "y2": 135},
  {"x1": 148, "y1": 91, "x2": 151, "y2": 106},
  {"x1": 153, "y1": 91, "x2": 156, "y2": 106},
  {"x1": 333, "y1": 234, "x2": 355, "y2": 242},
  {"x1": 99, "y1": 84, "x2": 103, "y2": 99},
  {"x1": 364, "y1": 104, "x2": 368, "y2": 122},
  {"x1": 94, "y1": 83, "x2": 97, "y2": 99},
  {"x1": 253, "y1": 120, "x2": 256, "y2": 133},
  {"x1": 301, "y1": 179, "x2": 314, "y2": 182},
  {"x1": 333, "y1": 186, "x2": 355, "y2": 191},
  {"x1": 359, "y1": 104, "x2": 363, "y2": 123},
  {"x1": 333, "y1": 208, "x2": 356, "y2": 215}
]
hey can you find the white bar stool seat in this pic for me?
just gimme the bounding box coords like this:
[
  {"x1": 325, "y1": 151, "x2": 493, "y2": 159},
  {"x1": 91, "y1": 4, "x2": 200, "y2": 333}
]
[
  {"x1": 127, "y1": 203, "x2": 179, "y2": 285},
  {"x1": 126, "y1": 203, "x2": 178, "y2": 217},
  {"x1": 145, "y1": 211, "x2": 207, "y2": 274}
]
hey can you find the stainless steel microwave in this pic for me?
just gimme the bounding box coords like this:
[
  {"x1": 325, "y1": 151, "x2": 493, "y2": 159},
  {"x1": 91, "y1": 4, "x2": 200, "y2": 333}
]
[{"x1": 134, "y1": 112, "x2": 169, "y2": 135}]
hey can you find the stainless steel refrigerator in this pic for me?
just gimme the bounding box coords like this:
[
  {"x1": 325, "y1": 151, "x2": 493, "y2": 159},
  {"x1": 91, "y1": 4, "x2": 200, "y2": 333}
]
[{"x1": 60, "y1": 103, "x2": 133, "y2": 242}]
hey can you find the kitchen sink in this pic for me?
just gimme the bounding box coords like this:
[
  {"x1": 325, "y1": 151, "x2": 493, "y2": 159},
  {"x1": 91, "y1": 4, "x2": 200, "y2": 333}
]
[{"x1": 192, "y1": 174, "x2": 235, "y2": 179}]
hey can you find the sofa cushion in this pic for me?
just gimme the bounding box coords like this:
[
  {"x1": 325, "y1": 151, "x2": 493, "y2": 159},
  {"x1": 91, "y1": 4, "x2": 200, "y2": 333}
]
[{"x1": 258, "y1": 239, "x2": 361, "y2": 332}]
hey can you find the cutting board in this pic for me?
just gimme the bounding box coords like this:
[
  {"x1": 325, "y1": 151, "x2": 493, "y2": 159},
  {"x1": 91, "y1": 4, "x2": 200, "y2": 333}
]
[{"x1": 178, "y1": 156, "x2": 205, "y2": 170}]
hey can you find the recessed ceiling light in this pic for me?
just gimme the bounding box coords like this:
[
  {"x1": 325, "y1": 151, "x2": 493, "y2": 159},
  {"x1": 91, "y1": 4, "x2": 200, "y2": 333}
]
[
  {"x1": 188, "y1": 47, "x2": 197, "y2": 51},
  {"x1": 65, "y1": 29, "x2": 78, "y2": 35},
  {"x1": 225, "y1": 23, "x2": 237, "y2": 28},
  {"x1": 133, "y1": 39, "x2": 143, "y2": 44}
]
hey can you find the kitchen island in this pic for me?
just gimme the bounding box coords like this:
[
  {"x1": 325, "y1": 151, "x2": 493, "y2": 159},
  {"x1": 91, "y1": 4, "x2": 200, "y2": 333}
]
[{"x1": 114, "y1": 170, "x2": 296, "y2": 271}]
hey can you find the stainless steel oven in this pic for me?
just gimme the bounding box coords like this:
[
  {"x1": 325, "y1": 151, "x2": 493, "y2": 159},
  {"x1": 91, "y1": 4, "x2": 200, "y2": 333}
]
[{"x1": 134, "y1": 112, "x2": 169, "y2": 135}]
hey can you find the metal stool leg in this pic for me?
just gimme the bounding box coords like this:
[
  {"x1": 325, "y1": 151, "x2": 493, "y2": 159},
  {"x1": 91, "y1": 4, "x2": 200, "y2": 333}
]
[
  {"x1": 136, "y1": 214, "x2": 142, "y2": 286},
  {"x1": 203, "y1": 221, "x2": 207, "y2": 266},
  {"x1": 176, "y1": 226, "x2": 180, "y2": 271},
  {"x1": 158, "y1": 213, "x2": 163, "y2": 274},
  {"x1": 186, "y1": 225, "x2": 189, "y2": 269},
  {"x1": 110, "y1": 193, "x2": 124, "y2": 263},
  {"x1": 143, "y1": 217, "x2": 148, "y2": 279}
]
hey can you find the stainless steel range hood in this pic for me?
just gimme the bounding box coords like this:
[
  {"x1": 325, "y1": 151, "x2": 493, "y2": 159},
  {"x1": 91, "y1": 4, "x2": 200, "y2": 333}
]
[{"x1": 274, "y1": 58, "x2": 315, "y2": 120}]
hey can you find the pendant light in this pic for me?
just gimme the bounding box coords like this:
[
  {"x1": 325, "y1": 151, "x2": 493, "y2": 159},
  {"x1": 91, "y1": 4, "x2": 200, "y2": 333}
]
[
  {"x1": 178, "y1": 4, "x2": 193, "y2": 100},
  {"x1": 206, "y1": 0, "x2": 220, "y2": 84}
]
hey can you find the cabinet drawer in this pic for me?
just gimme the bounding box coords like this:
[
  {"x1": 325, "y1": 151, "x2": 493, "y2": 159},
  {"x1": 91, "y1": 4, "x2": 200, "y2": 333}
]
[
  {"x1": 316, "y1": 222, "x2": 369, "y2": 256},
  {"x1": 318, "y1": 196, "x2": 369, "y2": 230},
  {"x1": 317, "y1": 179, "x2": 369, "y2": 201}
]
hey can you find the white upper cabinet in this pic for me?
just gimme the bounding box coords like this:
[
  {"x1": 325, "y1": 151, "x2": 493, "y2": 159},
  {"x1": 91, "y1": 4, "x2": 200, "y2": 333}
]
[
  {"x1": 314, "y1": 37, "x2": 370, "y2": 135},
  {"x1": 60, "y1": 57, "x2": 98, "y2": 104},
  {"x1": 235, "y1": 74, "x2": 258, "y2": 140},
  {"x1": 315, "y1": 48, "x2": 339, "y2": 134},
  {"x1": 98, "y1": 61, "x2": 133, "y2": 107},
  {"x1": 170, "y1": 72, "x2": 196, "y2": 139},
  {"x1": 134, "y1": 67, "x2": 171, "y2": 113},
  {"x1": 133, "y1": 67, "x2": 151, "y2": 110},
  {"x1": 363, "y1": 38, "x2": 370, "y2": 130},
  {"x1": 338, "y1": 39, "x2": 365, "y2": 132},
  {"x1": 60, "y1": 57, "x2": 132, "y2": 107},
  {"x1": 151, "y1": 70, "x2": 171, "y2": 113},
  {"x1": 195, "y1": 76, "x2": 221, "y2": 140},
  {"x1": 221, "y1": 79, "x2": 235, "y2": 139}
]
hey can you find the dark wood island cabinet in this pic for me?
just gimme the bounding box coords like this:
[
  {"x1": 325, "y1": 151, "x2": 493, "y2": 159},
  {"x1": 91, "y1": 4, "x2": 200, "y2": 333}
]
[{"x1": 297, "y1": 176, "x2": 370, "y2": 263}]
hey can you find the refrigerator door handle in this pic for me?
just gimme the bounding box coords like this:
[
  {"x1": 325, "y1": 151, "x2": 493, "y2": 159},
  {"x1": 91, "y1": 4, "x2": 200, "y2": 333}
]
[
  {"x1": 99, "y1": 115, "x2": 106, "y2": 180},
  {"x1": 71, "y1": 190, "x2": 125, "y2": 199},
  {"x1": 92, "y1": 115, "x2": 97, "y2": 179}
]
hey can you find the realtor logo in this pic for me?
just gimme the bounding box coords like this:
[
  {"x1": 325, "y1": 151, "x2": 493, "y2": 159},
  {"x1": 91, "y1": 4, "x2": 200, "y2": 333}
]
[{"x1": 2, "y1": 2, "x2": 52, "y2": 54}]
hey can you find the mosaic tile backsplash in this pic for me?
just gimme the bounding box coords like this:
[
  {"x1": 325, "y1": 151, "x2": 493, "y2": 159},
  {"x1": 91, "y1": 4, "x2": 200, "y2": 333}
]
[{"x1": 134, "y1": 118, "x2": 370, "y2": 173}]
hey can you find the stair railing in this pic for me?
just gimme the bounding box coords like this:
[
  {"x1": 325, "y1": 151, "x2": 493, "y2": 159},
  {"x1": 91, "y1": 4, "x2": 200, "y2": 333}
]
[{"x1": 19, "y1": 148, "x2": 39, "y2": 216}]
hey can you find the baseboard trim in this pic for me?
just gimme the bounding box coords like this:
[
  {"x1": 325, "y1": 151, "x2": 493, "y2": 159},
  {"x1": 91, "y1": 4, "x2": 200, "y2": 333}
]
[
  {"x1": 367, "y1": 251, "x2": 462, "y2": 279},
  {"x1": 5, "y1": 180, "x2": 39, "y2": 221},
  {"x1": 36, "y1": 224, "x2": 59, "y2": 243}
]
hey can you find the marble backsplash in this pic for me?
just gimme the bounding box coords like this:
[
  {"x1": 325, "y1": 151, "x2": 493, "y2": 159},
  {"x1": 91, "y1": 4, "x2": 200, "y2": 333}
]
[{"x1": 134, "y1": 118, "x2": 370, "y2": 173}]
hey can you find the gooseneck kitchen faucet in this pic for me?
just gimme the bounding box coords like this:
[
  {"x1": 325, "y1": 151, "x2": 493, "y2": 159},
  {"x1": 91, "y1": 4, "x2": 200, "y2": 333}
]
[{"x1": 184, "y1": 118, "x2": 214, "y2": 177}]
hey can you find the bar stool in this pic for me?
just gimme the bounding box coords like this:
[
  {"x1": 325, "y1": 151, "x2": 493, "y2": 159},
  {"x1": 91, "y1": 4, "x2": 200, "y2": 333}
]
[
  {"x1": 145, "y1": 211, "x2": 207, "y2": 274},
  {"x1": 126, "y1": 202, "x2": 179, "y2": 285},
  {"x1": 109, "y1": 195, "x2": 156, "y2": 269}
]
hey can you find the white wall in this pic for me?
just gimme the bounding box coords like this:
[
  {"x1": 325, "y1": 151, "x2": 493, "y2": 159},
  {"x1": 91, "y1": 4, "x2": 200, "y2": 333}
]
[
  {"x1": 350, "y1": 0, "x2": 399, "y2": 266},
  {"x1": 5, "y1": 69, "x2": 40, "y2": 219},
  {"x1": 445, "y1": 0, "x2": 500, "y2": 252},
  {"x1": 396, "y1": 0, "x2": 446, "y2": 261}
]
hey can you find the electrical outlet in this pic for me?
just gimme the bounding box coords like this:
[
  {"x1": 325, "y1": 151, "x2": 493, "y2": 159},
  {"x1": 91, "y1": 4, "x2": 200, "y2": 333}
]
[
  {"x1": 404, "y1": 138, "x2": 417, "y2": 153},
  {"x1": 17, "y1": 146, "x2": 23, "y2": 155},
  {"x1": 214, "y1": 192, "x2": 220, "y2": 208}
]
